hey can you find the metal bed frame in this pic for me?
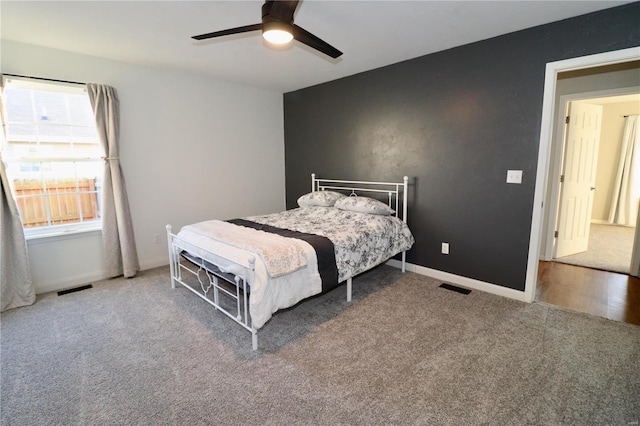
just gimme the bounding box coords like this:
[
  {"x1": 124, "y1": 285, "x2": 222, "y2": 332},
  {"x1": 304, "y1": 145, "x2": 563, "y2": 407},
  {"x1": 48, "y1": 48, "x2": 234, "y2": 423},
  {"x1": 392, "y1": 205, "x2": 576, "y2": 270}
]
[{"x1": 166, "y1": 174, "x2": 410, "y2": 350}]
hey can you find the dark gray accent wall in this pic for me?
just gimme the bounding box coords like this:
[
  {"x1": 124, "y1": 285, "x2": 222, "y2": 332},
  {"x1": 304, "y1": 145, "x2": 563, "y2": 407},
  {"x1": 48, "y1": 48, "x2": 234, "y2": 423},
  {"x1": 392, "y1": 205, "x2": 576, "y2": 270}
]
[{"x1": 283, "y1": 3, "x2": 640, "y2": 291}]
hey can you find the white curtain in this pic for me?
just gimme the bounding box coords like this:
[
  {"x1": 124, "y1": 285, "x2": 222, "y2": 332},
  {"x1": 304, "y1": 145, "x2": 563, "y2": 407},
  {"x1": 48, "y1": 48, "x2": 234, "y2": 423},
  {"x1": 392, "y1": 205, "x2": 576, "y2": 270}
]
[
  {"x1": 0, "y1": 77, "x2": 35, "y2": 311},
  {"x1": 608, "y1": 114, "x2": 640, "y2": 227},
  {"x1": 87, "y1": 84, "x2": 139, "y2": 278}
]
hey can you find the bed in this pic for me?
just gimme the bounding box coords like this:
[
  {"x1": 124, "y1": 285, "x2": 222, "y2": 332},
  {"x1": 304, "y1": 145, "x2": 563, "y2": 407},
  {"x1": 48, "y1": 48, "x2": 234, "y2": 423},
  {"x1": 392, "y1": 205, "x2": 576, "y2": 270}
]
[{"x1": 166, "y1": 174, "x2": 414, "y2": 350}]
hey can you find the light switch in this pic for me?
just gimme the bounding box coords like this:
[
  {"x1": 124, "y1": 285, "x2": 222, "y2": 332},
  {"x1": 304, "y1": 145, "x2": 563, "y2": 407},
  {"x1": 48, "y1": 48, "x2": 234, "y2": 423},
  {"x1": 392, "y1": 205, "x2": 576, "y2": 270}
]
[
  {"x1": 441, "y1": 242, "x2": 449, "y2": 255},
  {"x1": 506, "y1": 170, "x2": 523, "y2": 184}
]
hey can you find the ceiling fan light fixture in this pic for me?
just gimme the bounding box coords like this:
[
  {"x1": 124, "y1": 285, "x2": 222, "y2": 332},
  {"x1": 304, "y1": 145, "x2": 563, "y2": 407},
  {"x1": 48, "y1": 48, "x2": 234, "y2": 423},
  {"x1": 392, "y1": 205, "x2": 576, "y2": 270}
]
[
  {"x1": 262, "y1": 21, "x2": 293, "y2": 44},
  {"x1": 192, "y1": 1, "x2": 342, "y2": 58}
]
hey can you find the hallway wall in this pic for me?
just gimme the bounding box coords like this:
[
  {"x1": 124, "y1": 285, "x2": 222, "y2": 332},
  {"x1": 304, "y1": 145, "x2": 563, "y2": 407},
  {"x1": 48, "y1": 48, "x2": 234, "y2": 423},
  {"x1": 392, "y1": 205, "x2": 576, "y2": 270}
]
[{"x1": 593, "y1": 100, "x2": 640, "y2": 222}]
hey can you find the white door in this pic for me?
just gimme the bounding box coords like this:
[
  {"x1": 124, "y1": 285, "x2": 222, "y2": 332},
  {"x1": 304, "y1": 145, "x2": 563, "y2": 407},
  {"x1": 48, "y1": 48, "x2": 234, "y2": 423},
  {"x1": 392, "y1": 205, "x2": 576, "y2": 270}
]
[{"x1": 554, "y1": 102, "x2": 603, "y2": 258}]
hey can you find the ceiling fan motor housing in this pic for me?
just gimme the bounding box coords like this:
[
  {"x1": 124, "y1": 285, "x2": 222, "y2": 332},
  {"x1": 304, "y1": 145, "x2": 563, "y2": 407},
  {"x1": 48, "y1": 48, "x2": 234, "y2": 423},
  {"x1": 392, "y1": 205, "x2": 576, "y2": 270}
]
[{"x1": 262, "y1": 1, "x2": 294, "y2": 31}]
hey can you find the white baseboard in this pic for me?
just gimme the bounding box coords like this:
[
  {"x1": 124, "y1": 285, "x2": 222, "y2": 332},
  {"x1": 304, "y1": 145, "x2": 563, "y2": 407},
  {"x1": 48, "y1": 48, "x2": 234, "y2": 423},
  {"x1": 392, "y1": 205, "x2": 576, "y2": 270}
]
[
  {"x1": 140, "y1": 256, "x2": 169, "y2": 271},
  {"x1": 591, "y1": 221, "x2": 636, "y2": 228},
  {"x1": 386, "y1": 259, "x2": 529, "y2": 303},
  {"x1": 35, "y1": 270, "x2": 108, "y2": 295},
  {"x1": 34, "y1": 258, "x2": 169, "y2": 295},
  {"x1": 35, "y1": 257, "x2": 528, "y2": 303}
]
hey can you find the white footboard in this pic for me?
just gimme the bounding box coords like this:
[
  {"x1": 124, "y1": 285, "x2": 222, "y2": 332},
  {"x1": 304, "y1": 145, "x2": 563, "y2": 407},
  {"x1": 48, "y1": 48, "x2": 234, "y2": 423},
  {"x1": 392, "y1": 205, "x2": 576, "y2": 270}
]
[{"x1": 166, "y1": 225, "x2": 259, "y2": 350}]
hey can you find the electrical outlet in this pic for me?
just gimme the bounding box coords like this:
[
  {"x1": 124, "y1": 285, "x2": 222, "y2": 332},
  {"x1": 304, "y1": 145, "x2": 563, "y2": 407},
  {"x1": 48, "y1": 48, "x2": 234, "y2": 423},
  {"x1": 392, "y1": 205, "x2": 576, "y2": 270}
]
[
  {"x1": 154, "y1": 234, "x2": 161, "y2": 244},
  {"x1": 441, "y1": 242, "x2": 449, "y2": 255}
]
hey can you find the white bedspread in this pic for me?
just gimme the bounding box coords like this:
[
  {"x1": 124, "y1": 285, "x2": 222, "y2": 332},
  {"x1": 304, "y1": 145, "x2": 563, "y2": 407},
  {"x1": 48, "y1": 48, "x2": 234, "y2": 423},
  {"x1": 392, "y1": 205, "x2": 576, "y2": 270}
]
[{"x1": 179, "y1": 220, "x2": 308, "y2": 277}]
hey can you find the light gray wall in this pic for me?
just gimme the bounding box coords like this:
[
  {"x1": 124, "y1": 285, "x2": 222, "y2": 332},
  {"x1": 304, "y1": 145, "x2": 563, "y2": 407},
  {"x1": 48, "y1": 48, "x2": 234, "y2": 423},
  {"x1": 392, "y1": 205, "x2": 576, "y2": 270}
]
[
  {"x1": 594, "y1": 100, "x2": 640, "y2": 222},
  {"x1": 2, "y1": 40, "x2": 286, "y2": 294}
]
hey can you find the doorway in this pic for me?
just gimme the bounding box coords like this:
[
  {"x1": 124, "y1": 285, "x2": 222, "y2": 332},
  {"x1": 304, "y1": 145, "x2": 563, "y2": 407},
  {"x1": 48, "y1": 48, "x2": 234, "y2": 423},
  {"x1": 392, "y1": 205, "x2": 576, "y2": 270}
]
[
  {"x1": 524, "y1": 47, "x2": 640, "y2": 305},
  {"x1": 549, "y1": 93, "x2": 640, "y2": 275}
]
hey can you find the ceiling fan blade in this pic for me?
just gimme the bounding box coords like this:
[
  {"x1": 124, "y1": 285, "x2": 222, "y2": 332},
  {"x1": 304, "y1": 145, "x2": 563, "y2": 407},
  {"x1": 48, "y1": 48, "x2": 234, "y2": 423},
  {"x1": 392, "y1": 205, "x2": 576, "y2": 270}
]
[
  {"x1": 192, "y1": 23, "x2": 263, "y2": 40},
  {"x1": 291, "y1": 24, "x2": 342, "y2": 59},
  {"x1": 268, "y1": 0, "x2": 299, "y2": 22}
]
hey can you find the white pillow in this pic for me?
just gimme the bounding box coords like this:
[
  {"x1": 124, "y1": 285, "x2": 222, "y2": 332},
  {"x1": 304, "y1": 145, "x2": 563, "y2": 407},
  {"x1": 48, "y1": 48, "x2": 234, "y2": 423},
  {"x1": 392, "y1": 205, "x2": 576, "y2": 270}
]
[
  {"x1": 334, "y1": 196, "x2": 395, "y2": 216},
  {"x1": 297, "y1": 191, "x2": 346, "y2": 207}
]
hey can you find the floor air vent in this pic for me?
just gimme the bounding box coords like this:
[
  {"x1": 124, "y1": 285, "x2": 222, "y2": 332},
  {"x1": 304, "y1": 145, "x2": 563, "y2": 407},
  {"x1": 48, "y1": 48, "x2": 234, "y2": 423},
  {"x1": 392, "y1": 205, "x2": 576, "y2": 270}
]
[
  {"x1": 439, "y1": 283, "x2": 471, "y2": 295},
  {"x1": 57, "y1": 284, "x2": 93, "y2": 296}
]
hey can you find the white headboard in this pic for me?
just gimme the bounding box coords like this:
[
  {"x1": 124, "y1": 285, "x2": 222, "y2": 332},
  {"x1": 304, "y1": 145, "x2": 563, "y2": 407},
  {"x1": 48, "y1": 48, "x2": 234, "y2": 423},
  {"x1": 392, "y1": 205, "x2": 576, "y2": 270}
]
[{"x1": 311, "y1": 173, "x2": 409, "y2": 223}]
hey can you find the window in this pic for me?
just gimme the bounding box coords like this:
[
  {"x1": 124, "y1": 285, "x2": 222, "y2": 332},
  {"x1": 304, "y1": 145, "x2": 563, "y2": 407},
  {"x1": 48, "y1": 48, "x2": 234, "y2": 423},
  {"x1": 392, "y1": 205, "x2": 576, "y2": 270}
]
[{"x1": 1, "y1": 77, "x2": 103, "y2": 238}]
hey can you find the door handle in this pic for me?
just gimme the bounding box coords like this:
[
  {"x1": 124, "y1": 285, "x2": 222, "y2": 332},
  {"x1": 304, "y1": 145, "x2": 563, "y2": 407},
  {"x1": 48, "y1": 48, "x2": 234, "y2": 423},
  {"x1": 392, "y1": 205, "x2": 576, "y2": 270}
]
[{"x1": 591, "y1": 187, "x2": 597, "y2": 191}]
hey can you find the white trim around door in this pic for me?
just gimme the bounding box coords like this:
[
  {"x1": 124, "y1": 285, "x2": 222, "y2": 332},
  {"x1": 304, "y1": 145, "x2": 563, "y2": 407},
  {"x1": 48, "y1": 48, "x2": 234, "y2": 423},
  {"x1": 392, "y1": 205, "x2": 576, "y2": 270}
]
[{"x1": 525, "y1": 46, "x2": 640, "y2": 303}]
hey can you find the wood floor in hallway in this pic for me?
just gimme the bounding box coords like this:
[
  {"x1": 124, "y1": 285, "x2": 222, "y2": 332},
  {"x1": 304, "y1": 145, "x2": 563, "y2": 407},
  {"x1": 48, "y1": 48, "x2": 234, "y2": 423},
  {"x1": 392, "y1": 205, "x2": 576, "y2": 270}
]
[{"x1": 536, "y1": 261, "x2": 640, "y2": 326}]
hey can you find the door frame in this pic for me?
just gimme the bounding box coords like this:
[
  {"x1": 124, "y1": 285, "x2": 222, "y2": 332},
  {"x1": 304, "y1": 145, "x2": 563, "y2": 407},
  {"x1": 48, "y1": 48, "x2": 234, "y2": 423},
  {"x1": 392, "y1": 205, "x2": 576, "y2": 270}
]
[
  {"x1": 543, "y1": 89, "x2": 639, "y2": 261},
  {"x1": 524, "y1": 46, "x2": 640, "y2": 303},
  {"x1": 632, "y1": 208, "x2": 640, "y2": 277}
]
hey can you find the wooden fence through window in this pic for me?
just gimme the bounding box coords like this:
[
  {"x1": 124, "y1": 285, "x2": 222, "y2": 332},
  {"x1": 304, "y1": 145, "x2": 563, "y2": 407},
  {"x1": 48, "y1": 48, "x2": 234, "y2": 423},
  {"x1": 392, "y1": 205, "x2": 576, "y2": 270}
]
[{"x1": 13, "y1": 178, "x2": 99, "y2": 228}]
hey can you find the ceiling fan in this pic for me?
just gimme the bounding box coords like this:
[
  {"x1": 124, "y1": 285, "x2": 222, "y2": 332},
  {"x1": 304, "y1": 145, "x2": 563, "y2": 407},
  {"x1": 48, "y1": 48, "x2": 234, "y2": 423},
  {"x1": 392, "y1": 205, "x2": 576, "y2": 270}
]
[{"x1": 192, "y1": 0, "x2": 343, "y2": 59}]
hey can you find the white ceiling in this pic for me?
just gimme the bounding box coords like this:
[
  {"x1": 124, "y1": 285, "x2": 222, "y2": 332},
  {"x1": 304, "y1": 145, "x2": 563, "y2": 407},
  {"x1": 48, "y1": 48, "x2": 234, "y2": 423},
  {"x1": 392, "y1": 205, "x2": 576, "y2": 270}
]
[{"x1": 1, "y1": 1, "x2": 633, "y2": 93}]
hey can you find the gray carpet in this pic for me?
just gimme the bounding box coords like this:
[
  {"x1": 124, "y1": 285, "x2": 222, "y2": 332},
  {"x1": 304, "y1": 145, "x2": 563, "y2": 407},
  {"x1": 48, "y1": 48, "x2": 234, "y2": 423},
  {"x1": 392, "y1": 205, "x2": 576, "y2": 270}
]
[
  {"x1": 2, "y1": 265, "x2": 639, "y2": 425},
  {"x1": 554, "y1": 224, "x2": 635, "y2": 274}
]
